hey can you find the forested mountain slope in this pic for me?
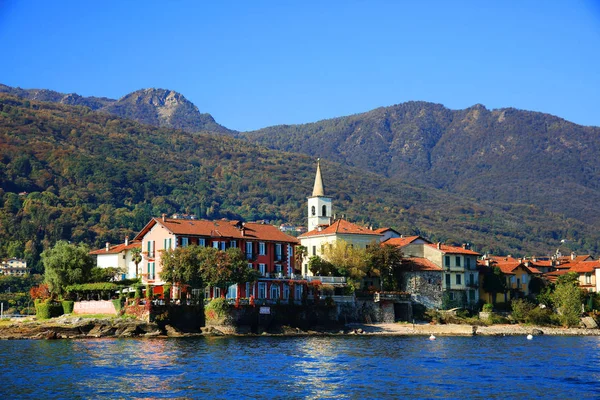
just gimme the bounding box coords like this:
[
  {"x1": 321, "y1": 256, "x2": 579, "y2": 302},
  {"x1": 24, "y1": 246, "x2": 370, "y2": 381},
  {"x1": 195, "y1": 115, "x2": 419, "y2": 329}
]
[
  {"x1": 0, "y1": 84, "x2": 233, "y2": 134},
  {"x1": 0, "y1": 94, "x2": 596, "y2": 272},
  {"x1": 242, "y1": 102, "x2": 600, "y2": 224}
]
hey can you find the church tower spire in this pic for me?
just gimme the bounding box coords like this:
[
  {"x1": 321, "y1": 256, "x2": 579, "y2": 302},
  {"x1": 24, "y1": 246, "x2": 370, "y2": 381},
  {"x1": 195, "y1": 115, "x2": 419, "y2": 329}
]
[
  {"x1": 307, "y1": 159, "x2": 332, "y2": 232},
  {"x1": 312, "y1": 158, "x2": 325, "y2": 197}
]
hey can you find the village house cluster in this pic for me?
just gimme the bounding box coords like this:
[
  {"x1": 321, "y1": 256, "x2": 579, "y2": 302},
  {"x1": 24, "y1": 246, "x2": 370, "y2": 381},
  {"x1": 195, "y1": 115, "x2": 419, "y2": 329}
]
[{"x1": 90, "y1": 161, "x2": 600, "y2": 311}]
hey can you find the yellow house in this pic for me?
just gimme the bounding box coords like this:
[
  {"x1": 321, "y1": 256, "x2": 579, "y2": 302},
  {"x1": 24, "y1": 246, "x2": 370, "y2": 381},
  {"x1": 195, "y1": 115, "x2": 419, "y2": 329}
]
[{"x1": 478, "y1": 257, "x2": 542, "y2": 304}]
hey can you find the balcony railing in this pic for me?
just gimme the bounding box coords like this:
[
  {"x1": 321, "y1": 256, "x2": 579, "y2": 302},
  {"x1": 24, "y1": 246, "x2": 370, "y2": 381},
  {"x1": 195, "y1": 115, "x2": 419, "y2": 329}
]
[
  {"x1": 307, "y1": 276, "x2": 346, "y2": 284},
  {"x1": 374, "y1": 292, "x2": 411, "y2": 302}
]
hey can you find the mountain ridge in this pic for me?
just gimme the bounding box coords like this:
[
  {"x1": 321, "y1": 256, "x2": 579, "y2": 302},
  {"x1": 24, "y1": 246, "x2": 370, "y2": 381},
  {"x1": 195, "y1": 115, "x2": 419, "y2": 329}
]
[
  {"x1": 241, "y1": 101, "x2": 600, "y2": 225},
  {"x1": 0, "y1": 84, "x2": 234, "y2": 134}
]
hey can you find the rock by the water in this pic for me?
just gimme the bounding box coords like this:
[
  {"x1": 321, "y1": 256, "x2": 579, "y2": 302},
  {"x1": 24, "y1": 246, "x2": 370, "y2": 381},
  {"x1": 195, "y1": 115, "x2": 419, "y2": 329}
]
[{"x1": 532, "y1": 329, "x2": 544, "y2": 335}]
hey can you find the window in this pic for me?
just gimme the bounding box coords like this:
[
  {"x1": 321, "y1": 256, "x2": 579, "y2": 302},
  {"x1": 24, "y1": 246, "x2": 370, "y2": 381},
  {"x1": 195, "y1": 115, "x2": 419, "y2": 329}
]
[
  {"x1": 214, "y1": 287, "x2": 221, "y2": 298},
  {"x1": 270, "y1": 284, "x2": 280, "y2": 299},
  {"x1": 231, "y1": 240, "x2": 237, "y2": 248},
  {"x1": 456, "y1": 256, "x2": 461, "y2": 267},
  {"x1": 220, "y1": 241, "x2": 226, "y2": 251},
  {"x1": 276, "y1": 243, "x2": 282, "y2": 260},
  {"x1": 148, "y1": 262, "x2": 155, "y2": 280},
  {"x1": 181, "y1": 237, "x2": 189, "y2": 247},
  {"x1": 259, "y1": 242, "x2": 266, "y2": 255},
  {"x1": 522, "y1": 274, "x2": 528, "y2": 284},
  {"x1": 586, "y1": 273, "x2": 592, "y2": 284},
  {"x1": 213, "y1": 241, "x2": 219, "y2": 249},
  {"x1": 259, "y1": 264, "x2": 266, "y2": 276},
  {"x1": 469, "y1": 290, "x2": 475, "y2": 301},
  {"x1": 311, "y1": 206, "x2": 316, "y2": 216},
  {"x1": 295, "y1": 284, "x2": 303, "y2": 300},
  {"x1": 147, "y1": 241, "x2": 155, "y2": 258},
  {"x1": 258, "y1": 283, "x2": 267, "y2": 299},
  {"x1": 322, "y1": 205, "x2": 327, "y2": 216},
  {"x1": 445, "y1": 274, "x2": 451, "y2": 286},
  {"x1": 246, "y1": 282, "x2": 254, "y2": 298},
  {"x1": 312, "y1": 246, "x2": 316, "y2": 256},
  {"x1": 469, "y1": 273, "x2": 475, "y2": 286},
  {"x1": 456, "y1": 274, "x2": 461, "y2": 285},
  {"x1": 246, "y1": 242, "x2": 253, "y2": 258},
  {"x1": 283, "y1": 284, "x2": 289, "y2": 300},
  {"x1": 275, "y1": 265, "x2": 282, "y2": 274},
  {"x1": 248, "y1": 263, "x2": 253, "y2": 269},
  {"x1": 164, "y1": 238, "x2": 172, "y2": 250},
  {"x1": 466, "y1": 257, "x2": 471, "y2": 269},
  {"x1": 445, "y1": 256, "x2": 450, "y2": 267},
  {"x1": 199, "y1": 238, "x2": 206, "y2": 246},
  {"x1": 227, "y1": 284, "x2": 237, "y2": 299}
]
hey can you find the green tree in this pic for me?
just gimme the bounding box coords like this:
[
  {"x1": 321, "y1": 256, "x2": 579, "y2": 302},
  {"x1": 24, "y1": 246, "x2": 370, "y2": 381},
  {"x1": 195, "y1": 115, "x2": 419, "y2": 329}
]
[
  {"x1": 160, "y1": 245, "x2": 205, "y2": 288},
  {"x1": 366, "y1": 243, "x2": 404, "y2": 291},
  {"x1": 41, "y1": 241, "x2": 94, "y2": 296},
  {"x1": 322, "y1": 240, "x2": 370, "y2": 280},
  {"x1": 482, "y1": 266, "x2": 507, "y2": 304},
  {"x1": 130, "y1": 246, "x2": 142, "y2": 279},
  {"x1": 552, "y1": 272, "x2": 583, "y2": 327},
  {"x1": 201, "y1": 247, "x2": 260, "y2": 294},
  {"x1": 308, "y1": 255, "x2": 335, "y2": 276}
]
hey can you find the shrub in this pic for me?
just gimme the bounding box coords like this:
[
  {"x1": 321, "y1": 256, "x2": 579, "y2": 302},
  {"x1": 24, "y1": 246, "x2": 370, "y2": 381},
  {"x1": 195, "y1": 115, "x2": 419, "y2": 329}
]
[
  {"x1": 489, "y1": 313, "x2": 510, "y2": 324},
  {"x1": 425, "y1": 309, "x2": 441, "y2": 323},
  {"x1": 134, "y1": 285, "x2": 143, "y2": 299},
  {"x1": 61, "y1": 300, "x2": 75, "y2": 314},
  {"x1": 112, "y1": 298, "x2": 124, "y2": 312},
  {"x1": 482, "y1": 303, "x2": 493, "y2": 312},
  {"x1": 526, "y1": 307, "x2": 554, "y2": 326},
  {"x1": 205, "y1": 297, "x2": 230, "y2": 322},
  {"x1": 511, "y1": 299, "x2": 535, "y2": 323}
]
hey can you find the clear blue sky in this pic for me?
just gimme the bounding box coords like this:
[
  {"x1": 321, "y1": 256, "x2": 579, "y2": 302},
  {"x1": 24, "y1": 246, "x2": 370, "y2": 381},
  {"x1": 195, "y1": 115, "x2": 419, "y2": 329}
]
[{"x1": 1, "y1": 1, "x2": 599, "y2": 131}]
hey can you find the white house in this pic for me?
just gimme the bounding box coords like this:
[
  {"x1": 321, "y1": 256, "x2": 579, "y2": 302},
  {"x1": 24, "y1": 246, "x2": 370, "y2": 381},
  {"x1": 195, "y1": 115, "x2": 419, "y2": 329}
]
[{"x1": 89, "y1": 238, "x2": 142, "y2": 279}]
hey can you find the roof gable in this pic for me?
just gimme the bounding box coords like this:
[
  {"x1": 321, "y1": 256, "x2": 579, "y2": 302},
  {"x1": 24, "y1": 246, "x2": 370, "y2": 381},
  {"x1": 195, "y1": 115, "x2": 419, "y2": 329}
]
[{"x1": 299, "y1": 219, "x2": 382, "y2": 238}]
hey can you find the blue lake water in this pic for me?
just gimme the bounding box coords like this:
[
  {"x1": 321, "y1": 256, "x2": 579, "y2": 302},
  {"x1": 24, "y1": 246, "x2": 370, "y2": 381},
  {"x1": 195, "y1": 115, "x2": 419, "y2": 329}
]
[{"x1": 1, "y1": 335, "x2": 599, "y2": 399}]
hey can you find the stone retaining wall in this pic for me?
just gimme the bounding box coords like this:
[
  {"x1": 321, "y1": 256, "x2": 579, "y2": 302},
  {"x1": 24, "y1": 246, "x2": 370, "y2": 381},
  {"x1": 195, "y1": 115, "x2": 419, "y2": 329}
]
[{"x1": 73, "y1": 300, "x2": 117, "y2": 315}]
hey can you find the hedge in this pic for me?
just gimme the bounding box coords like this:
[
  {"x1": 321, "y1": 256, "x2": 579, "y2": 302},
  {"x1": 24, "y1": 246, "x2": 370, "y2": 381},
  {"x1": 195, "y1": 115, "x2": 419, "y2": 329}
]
[
  {"x1": 61, "y1": 300, "x2": 75, "y2": 314},
  {"x1": 35, "y1": 301, "x2": 64, "y2": 320}
]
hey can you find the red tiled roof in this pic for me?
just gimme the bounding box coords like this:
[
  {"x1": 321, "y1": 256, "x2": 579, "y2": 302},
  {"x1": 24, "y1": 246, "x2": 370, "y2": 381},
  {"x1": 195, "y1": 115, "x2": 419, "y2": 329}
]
[
  {"x1": 90, "y1": 240, "x2": 141, "y2": 255},
  {"x1": 425, "y1": 243, "x2": 481, "y2": 256},
  {"x1": 568, "y1": 260, "x2": 600, "y2": 274},
  {"x1": 299, "y1": 219, "x2": 381, "y2": 238},
  {"x1": 135, "y1": 218, "x2": 298, "y2": 244},
  {"x1": 557, "y1": 255, "x2": 593, "y2": 263},
  {"x1": 404, "y1": 257, "x2": 442, "y2": 271},
  {"x1": 373, "y1": 227, "x2": 400, "y2": 235},
  {"x1": 382, "y1": 236, "x2": 425, "y2": 247}
]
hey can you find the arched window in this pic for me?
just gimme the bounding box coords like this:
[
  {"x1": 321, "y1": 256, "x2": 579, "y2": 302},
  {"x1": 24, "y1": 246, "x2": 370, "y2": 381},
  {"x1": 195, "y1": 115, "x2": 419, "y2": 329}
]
[
  {"x1": 322, "y1": 205, "x2": 327, "y2": 216},
  {"x1": 311, "y1": 206, "x2": 316, "y2": 216}
]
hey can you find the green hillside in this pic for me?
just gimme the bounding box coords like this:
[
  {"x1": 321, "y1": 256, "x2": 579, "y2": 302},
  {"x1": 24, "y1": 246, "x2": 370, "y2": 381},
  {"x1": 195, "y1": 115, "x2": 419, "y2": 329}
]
[
  {"x1": 0, "y1": 94, "x2": 596, "y2": 272},
  {"x1": 242, "y1": 102, "x2": 600, "y2": 225}
]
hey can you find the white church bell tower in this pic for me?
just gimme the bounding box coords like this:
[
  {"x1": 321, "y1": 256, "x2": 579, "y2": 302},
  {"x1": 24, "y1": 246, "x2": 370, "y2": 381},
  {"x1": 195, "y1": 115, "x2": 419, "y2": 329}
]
[{"x1": 307, "y1": 159, "x2": 332, "y2": 232}]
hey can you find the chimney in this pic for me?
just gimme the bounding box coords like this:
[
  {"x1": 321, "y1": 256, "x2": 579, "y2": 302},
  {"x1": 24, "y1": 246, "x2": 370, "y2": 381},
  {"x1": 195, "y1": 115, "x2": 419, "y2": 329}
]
[
  {"x1": 400, "y1": 234, "x2": 404, "y2": 239},
  {"x1": 437, "y1": 242, "x2": 441, "y2": 250},
  {"x1": 485, "y1": 259, "x2": 490, "y2": 267},
  {"x1": 241, "y1": 227, "x2": 245, "y2": 236},
  {"x1": 462, "y1": 243, "x2": 467, "y2": 249},
  {"x1": 125, "y1": 237, "x2": 129, "y2": 246},
  {"x1": 571, "y1": 252, "x2": 576, "y2": 260},
  {"x1": 162, "y1": 213, "x2": 166, "y2": 222},
  {"x1": 105, "y1": 242, "x2": 110, "y2": 252}
]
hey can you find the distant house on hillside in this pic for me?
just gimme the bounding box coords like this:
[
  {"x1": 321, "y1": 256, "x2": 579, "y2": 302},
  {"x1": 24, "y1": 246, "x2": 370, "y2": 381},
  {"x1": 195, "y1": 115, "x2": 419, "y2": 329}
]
[{"x1": 0, "y1": 258, "x2": 29, "y2": 276}]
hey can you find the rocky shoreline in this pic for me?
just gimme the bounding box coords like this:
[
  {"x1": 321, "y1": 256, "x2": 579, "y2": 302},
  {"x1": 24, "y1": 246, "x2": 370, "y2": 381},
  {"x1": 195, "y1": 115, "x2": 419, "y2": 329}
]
[{"x1": 2, "y1": 317, "x2": 599, "y2": 340}]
